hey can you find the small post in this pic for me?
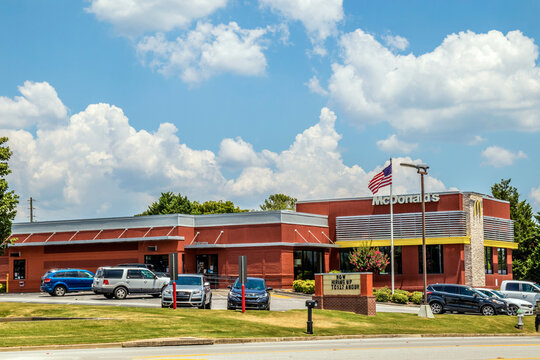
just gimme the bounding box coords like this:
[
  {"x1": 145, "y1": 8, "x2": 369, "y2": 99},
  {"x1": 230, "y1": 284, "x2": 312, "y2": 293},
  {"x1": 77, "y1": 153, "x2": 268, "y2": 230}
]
[
  {"x1": 535, "y1": 301, "x2": 539, "y2": 332},
  {"x1": 169, "y1": 253, "x2": 179, "y2": 310},
  {"x1": 172, "y1": 281, "x2": 177, "y2": 310},
  {"x1": 305, "y1": 300, "x2": 318, "y2": 334},
  {"x1": 6, "y1": 274, "x2": 8, "y2": 293},
  {"x1": 516, "y1": 308, "x2": 524, "y2": 330},
  {"x1": 239, "y1": 256, "x2": 247, "y2": 313}
]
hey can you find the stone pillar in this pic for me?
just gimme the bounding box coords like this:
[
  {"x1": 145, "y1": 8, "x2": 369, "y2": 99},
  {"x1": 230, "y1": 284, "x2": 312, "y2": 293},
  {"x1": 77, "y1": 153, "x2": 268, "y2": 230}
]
[{"x1": 463, "y1": 193, "x2": 486, "y2": 287}]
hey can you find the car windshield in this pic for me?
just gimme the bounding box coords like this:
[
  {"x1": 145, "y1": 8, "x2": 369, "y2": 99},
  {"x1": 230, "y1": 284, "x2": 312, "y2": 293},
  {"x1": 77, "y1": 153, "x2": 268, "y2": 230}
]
[
  {"x1": 233, "y1": 278, "x2": 266, "y2": 290},
  {"x1": 175, "y1": 276, "x2": 202, "y2": 286},
  {"x1": 479, "y1": 289, "x2": 500, "y2": 298},
  {"x1": 490, "y1": 290, "x2": 504, "y2": 298}
]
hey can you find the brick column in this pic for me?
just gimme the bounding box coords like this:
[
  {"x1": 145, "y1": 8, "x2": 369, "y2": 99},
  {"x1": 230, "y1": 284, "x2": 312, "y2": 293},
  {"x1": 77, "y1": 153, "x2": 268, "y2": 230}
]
[{"x1": 463, "y1": 193, "x2": 486, "y2": 287}]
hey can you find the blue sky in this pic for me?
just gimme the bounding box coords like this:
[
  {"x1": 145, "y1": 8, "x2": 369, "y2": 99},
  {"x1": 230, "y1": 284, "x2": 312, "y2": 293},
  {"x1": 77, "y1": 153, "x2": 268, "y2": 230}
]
[{"x1": 1, "y1": 0, "x2": 540, "y2": 221}]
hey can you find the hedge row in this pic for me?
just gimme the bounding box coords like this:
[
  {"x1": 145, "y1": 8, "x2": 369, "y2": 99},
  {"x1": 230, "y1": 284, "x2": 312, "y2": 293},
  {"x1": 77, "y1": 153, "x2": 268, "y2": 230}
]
[{"x1": 374, "y1": 287, "x2": 423, "y2": 305}]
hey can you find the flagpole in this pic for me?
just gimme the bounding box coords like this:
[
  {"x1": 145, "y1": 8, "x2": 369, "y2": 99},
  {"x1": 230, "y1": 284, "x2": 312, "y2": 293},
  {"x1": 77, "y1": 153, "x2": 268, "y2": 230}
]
[{"x1": 390, "y1": 158, "x2": 394, "y2": 294}]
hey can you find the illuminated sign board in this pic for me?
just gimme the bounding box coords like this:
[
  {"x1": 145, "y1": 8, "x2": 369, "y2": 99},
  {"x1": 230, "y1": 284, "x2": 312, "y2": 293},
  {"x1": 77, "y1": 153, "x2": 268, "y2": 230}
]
[
  {"x1": 372, "y1": 193, "x2": 440, "y2": 206},
  {"x1": 322, "y1": 273, "x2": 361, "y2": 295}
]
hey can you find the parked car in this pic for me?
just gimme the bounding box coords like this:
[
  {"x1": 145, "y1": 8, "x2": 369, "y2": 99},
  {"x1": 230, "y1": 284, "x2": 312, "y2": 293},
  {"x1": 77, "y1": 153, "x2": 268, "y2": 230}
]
[
  {"x1": 40, "y1": 269, "x2": 95, "y2": 296},
  {"x1": 499, "y1": 280, "x2": 540, "y2": 306},
  {"x1": 161, "y1": 274, "x2": 212, "y2": 309},
  {"x1": 116, "y1": 263, "x2": 168, "y2": 277},
  {"x1": 475, "y1": 288, "x2": 534, "y2": 316},
  {"x1": 427, "y1": 284, "x2": 507, "y2": 315},
  {"x1": 227, "y1": 277, "x2": 272, "y2": 310},
  {"x1": 92, "y1": 266, "x2": 170, "y2": 299}
]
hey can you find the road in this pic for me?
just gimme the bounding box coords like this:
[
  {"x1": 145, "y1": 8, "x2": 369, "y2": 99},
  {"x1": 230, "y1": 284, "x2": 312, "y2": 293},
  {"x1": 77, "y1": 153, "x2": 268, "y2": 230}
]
[
  {"x1": 0, "y1": 290, "x2": 420, "y2": 313},
  {"x1": 1, "y1": 336, "x2": 539, "y2": 360}
]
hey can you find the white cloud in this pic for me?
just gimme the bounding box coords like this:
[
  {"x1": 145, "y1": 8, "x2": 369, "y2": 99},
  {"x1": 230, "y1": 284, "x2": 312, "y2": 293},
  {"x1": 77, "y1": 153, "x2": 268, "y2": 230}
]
[
  {"x1": 530, "y1": 186, "x2": 540, "y2": 208},
  {"x1": 86, "y1": 0, "x2": 227, "y2": 35},
  {"x1": 137, "y1": 22, "x2": 268, "y2": 83},
  {"x1": 3, "y1": 82, "x2": 449, "y2": 220},
  {"x1": 383, "y1": 34, "x2": 409, "y2": 51},
  {"x1": 468, "y1": 135, "x2": 486, "y2": 145},
  {"x1": 481, "y1": 146, "x2": 527, "y2": 167},
  {"x1": 376, "y1": 134, "x2": 418, "y2": 154},
  {"x1": 306, "y1": 76, "x2": 328, "y2": 96},
  {"x1": 259, "y1": 0, "x2": 343, "y2": 51},
  {"x1": 0, "y1": 81, "x2": 67, "y2": 129},
  {"x1": 328, "y1": 29, "x2": 540, "y2": 135}
]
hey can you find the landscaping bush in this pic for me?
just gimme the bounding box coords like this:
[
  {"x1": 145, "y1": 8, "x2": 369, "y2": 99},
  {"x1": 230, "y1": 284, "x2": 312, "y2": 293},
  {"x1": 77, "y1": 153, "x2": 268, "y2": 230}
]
[
  {"x1": 391, "y1": 292, "x2": 409, "y2": 304},
  {"x1": 411, "y1": 291, "x2": 423, "y2": 305},
  {"x1": 0, "y1": 283, "x2": 4, "y2": 292},
  {"x1": 375, "y1": 287, "x2": 391, "y2": 302},
  {"x1": 302, "y1": 280, "x2": 315, "y2": 294},
  {"x1": 292, "y1": 280, "x2": 304, "y2": 292},
  {"x1": 329, "y1": 270, "x2": 341, "y2": 273},
  {"x1": 292, "y1": 279, "x2": 315, "y2": 294}
]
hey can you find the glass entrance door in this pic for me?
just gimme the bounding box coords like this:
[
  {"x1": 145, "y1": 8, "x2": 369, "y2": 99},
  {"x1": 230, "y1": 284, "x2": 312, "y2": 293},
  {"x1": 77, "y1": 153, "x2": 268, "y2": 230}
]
[{"x1": 196, "y1": 254, "x2": 218, "y2": 287}]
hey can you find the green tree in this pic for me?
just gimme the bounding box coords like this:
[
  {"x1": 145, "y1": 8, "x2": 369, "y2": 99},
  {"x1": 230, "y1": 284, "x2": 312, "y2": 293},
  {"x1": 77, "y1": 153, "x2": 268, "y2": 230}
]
[
  {"x1": 259, "y1": 193, "x2": 297, "y2": 211},
  {"x1": 138, "y1": 193, "x2": 247, "y2": 216},
  {"x1": 138, "y1": 192, "x2": 193, "y2": 216},
  {"x1": 0, "y1": 137, "x2": 19, "y2": 255},
  {"x1": 491, "y1": 179, "x2": 537, "y2": 279},
  {"x1": 192, "y1": 200, "x2": 247, "y2": 215}
]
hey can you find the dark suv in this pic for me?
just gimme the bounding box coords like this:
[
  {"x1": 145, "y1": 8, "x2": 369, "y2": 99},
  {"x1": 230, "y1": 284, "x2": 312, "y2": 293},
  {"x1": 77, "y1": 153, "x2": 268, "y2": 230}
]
[
  {"x1": 427, "y1": 284, "x2": 508, "y2": 316},
  {"x1": 227, "y1": 277, "x2": 272, "y2": 310},
  {"x1": 40, "y1": 269, "x2": 94, "y2": 296}
]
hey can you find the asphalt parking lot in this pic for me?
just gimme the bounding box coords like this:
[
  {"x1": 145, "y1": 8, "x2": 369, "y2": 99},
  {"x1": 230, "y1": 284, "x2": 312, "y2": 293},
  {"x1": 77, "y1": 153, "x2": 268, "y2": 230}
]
[{"x1": 0, "y1": 290, "x2": 420, "y2": 313}]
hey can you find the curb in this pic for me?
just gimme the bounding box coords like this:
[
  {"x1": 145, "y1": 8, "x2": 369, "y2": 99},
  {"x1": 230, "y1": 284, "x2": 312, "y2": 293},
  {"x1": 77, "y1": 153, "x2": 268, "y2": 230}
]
[{"x1": 1, "y1": 333, "x2": 538, "y2": 352}]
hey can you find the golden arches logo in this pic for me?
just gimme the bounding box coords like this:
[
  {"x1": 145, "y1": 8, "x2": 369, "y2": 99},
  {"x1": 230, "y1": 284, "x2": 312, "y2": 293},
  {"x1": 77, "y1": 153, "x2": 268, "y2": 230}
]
[{"x1": 473, "y1": 200, "x2": 482, "y2": 217}]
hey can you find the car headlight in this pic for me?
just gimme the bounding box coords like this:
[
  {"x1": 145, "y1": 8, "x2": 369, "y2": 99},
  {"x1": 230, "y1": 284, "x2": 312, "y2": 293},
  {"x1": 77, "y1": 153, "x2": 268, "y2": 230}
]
[
  {"x1": 492, "y1": 300, "x2": 504, "y2": 305},
  {"x1": 258, "y1": 292, "x2": 269, "y2": 298},
  {"x1": 163, "y1": 289, "x2": 172, "y2": 296},
  {"x1": 228, "y1": 292, "x2": 240, "y2": 299},
  {"x1": 192, "y1": 290, "x2": 202, "y2": 296}
]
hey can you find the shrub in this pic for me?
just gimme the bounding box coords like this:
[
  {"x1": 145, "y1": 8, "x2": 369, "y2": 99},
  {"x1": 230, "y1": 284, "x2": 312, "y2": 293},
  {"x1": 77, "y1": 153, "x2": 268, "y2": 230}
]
[
  {"x1": 292, "y1": 280, "x2": 304, "y2": 292},
  {"x1": 292, "y1": 279, "x2": 315, "y2": 294},
  {"x1": 329, "y1": 270, "x2": 341, "y2": 273},
  {"x1": 411, "y1": 291, "x2": 423, "y2": 305},
  {"x1": 375, "y1": 287, "x2": 391, "y2": 302},
  {"x1": 0, "y1": 283, "x2": 4, "y2": 292},
  {"x1": 391, "y1": 292, "x2": 409, "y2": 304},
  {"x1": 302, "y1": 280, "x2": 315, "y2": 294}
]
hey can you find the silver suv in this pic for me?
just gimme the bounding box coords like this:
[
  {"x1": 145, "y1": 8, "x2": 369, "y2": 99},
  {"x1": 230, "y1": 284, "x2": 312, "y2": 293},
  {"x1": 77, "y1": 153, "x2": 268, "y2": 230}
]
[
  {"x1": 92, "y1": 266, "x2": 170, "y2": 299},
  {"x1": 161, "y1": 274, "x2": 212, "y2": 309}
]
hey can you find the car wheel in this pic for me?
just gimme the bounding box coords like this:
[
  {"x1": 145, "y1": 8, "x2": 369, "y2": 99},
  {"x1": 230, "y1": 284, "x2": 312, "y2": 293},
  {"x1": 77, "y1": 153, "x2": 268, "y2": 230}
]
[
  {"x1": 429, "y1": 301, "x2": 444, "y2": 314},
  {"x1": 54, "y1": 285, "x2": 67, "y2": 297},
  {"x1": 114, "y1": 287, "x2": 128, "y2": 300},
  {"x1": 507, "y1": 304, "x2": 519, "y2": 316},
  {"x1": 205, "y1": 295, "x2": 212, "y2": 309},
  {"x1": 199, "y1": 296, "x2": 206, "y2": 309},
  {"x1": 481, "y1": 305, "x2": 496, "y2": 316},
  {"x1": 227, "y1": 304, "x2": 234, "y2": 310},
  {"x1": 161, "y1": 303, "x2": 170, "y2": 308}
]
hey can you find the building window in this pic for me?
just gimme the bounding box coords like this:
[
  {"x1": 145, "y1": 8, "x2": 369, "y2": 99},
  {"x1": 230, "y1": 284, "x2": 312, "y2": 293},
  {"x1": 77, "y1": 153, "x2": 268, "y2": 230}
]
[
  {"x1": 498, "y1": 248, "x2": 507, "y2": 275},
  {"x1": 418, "y1": 245, "x2": 444, "y2": 274},
  {"x1": 339, "y1": 249, "x2": 355, "y2": 273},
  {"x1": 294, "y1": 250, "x2": 324, "y2": 280},
  {"x1": 13, "y1": 259, "x2": 26, "y2": 280},
  {"x1": 378, "y1": 246, "x2": 402, "y2": 275},
  {"x1": 485, "y1": 247, "x2": 493, "y2": 274}
]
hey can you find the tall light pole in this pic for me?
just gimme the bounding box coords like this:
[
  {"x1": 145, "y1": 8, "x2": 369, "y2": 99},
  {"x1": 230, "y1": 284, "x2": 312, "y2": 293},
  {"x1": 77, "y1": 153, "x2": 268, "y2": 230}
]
[{"x1": 400, "y1": 162, "x2": 433, "y2": 318}]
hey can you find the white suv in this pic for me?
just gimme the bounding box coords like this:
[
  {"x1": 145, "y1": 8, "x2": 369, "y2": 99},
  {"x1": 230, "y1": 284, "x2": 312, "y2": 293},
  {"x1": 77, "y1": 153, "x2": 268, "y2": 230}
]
[{"x1": 92, "y1": 267, "x2": 170, "y2": 299}]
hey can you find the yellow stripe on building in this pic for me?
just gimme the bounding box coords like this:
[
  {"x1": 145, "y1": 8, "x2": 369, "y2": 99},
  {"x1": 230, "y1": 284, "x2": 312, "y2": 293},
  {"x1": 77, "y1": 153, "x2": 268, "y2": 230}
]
[
  {"x1": 336, "y1": 237, "x2": 471, "y2": 248},
  {"x1": 484, "y1": 239, "x2": 518, "y2": 249}
]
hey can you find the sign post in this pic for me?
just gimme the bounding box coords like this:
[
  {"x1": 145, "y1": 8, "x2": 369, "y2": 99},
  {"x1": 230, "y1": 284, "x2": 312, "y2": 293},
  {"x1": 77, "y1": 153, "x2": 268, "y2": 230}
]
[
  {"x1": 239, "y1": 256, "x2": 247, "y2": 313},
  {"x1": 169, "y1": 253, "x2": 178, "y2": 310}
]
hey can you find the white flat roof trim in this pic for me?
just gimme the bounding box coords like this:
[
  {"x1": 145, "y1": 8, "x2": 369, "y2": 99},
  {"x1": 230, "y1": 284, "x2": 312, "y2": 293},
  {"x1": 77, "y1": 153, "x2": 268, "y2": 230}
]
[
  {"x1": 12, "y1": 211, "x2": 327, "y2": 234},
  {"x1": 185, "y1": 242, "x2": 338, "y2": 249},
  {"x1": 9, "y1": 236, "x2": 185, "y2": 247}
]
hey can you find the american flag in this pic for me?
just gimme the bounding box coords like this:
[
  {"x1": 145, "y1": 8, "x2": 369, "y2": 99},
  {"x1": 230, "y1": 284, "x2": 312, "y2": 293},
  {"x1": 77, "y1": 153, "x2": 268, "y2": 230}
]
[{"x1": 368, "y1": 164, "x2": 392, "y2": 194}]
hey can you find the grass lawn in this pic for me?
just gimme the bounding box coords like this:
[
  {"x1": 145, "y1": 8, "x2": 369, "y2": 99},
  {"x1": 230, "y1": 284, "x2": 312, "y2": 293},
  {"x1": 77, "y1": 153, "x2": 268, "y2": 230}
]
[{"x1": 0, "y1": 303, "x2": 537, "y2": 347}]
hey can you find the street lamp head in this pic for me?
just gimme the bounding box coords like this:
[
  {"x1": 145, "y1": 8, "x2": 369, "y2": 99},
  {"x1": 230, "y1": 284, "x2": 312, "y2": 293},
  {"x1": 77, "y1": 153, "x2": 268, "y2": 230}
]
[{"x1": 400, "y1": 162, "x2": 429, "y2": 174}]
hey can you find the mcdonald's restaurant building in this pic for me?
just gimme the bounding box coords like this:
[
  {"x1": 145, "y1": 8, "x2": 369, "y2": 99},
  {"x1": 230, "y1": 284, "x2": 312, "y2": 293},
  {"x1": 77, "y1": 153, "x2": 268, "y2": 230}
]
[{"x1": 1, "y1": 191, "x2": 515, "y2": 292}]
